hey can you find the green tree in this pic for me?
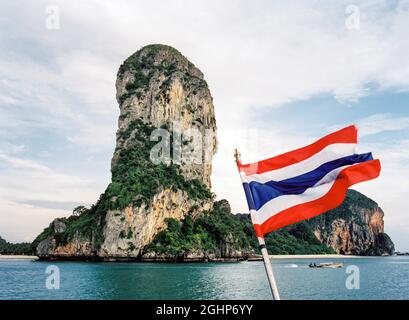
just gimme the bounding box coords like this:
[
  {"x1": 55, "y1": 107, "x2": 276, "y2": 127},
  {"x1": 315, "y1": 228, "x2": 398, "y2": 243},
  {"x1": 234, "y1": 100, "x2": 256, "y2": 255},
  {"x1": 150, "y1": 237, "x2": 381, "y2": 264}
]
[{"x1": 72, "y1": 206, "x2": 88, "y2": 216}]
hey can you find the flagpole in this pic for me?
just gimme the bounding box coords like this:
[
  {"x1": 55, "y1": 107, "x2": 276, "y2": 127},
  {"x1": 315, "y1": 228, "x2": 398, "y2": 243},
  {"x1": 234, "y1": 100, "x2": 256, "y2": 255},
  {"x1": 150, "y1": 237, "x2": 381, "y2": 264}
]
[
  {"x1": 255, "y1": 228, "x2": 281, "y2": 300},
  {"x1": 234, "y1": 149, "x2": 281, "y2": 300}
]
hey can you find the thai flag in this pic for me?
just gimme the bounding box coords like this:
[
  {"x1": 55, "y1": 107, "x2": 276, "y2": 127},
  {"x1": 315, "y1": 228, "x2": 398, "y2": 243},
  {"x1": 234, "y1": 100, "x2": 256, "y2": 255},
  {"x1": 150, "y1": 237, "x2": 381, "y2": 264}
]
[{"x1": 236, "y1": 125, "x2": 381, "y2": 238}]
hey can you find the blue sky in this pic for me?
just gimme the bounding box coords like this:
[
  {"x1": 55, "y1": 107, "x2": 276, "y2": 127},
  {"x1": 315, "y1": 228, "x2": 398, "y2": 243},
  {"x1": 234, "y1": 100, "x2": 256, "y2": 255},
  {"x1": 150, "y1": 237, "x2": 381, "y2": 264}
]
[{"x1": 0, "y1": 0, "x2": 408, "y2": 251}]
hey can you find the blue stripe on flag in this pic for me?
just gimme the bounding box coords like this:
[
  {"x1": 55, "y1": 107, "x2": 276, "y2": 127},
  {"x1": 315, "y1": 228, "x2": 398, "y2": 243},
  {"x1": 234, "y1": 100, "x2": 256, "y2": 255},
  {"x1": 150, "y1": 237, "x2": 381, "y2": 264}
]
[
  {"x1": 243, "y1": 182, "x2": 257, "y2": 211},
  {"x1": 243, "y1": 153, "x2": 373, "y2": 211}
]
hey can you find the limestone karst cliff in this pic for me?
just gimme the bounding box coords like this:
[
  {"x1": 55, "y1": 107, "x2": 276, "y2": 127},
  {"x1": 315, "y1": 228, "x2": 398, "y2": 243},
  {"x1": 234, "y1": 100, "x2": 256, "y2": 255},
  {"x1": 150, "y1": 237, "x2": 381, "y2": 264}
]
[
  {"x1": 34, "y1": 44, "x2": 394, "y2": 260},
  {"x1": 35, "y1": 44, "x2": 217, "y2": 260},
  {"x1": 308, "y1": 190, "x2": 395, "y2": 255}
]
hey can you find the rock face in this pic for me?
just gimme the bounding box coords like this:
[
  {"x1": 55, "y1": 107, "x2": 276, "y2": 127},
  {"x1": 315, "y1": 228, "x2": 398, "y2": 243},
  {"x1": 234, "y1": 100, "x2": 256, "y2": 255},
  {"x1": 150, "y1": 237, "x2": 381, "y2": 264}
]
[
  {"x1": 113, "y1": 44, "x2": 217, "y2": 187},
  {"x1": 35, "y1": 44, "x2": 217, "y2": 260},
  {"x1": 308, "y1": 190, "x2": 395, "y2": 255},
  {"x1": 36, "y1": 219, "x2": 96, "y2": 259},
  {"x1": 141, "y1": 200, "x2": 260, "y2": 262}
]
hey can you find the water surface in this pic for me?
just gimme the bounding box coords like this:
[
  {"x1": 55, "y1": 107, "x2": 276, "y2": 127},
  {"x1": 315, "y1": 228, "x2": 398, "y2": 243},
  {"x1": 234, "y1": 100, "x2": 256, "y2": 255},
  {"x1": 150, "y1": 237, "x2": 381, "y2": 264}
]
[{"x1": 1, "y1": 256, "x2": 408, "y2": 300}]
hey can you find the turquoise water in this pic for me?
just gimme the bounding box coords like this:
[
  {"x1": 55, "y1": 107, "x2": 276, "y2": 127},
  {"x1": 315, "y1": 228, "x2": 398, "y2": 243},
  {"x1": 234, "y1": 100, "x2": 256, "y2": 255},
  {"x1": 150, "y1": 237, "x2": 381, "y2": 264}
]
[{"x1": 1, "y1": 256, "x2": 408, "y2": 300}]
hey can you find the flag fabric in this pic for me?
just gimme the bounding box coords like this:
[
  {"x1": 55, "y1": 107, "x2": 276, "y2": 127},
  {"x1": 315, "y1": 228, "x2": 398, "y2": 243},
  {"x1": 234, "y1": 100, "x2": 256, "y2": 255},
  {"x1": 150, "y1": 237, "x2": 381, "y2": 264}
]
[{"x1": 236, "y1": 125, "x2": 381, "y2": 238}]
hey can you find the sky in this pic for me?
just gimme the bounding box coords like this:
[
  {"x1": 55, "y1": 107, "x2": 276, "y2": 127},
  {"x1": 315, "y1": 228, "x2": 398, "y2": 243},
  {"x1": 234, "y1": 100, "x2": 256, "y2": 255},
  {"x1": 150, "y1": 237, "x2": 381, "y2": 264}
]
[{"x1": 0, "y1": 0, "x2": 408, "y2": 250}]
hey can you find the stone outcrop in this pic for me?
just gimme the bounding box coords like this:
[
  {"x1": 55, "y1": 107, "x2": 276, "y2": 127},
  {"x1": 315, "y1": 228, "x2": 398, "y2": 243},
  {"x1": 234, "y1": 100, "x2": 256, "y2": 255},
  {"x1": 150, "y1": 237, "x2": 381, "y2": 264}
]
[
  {"x1": 113, "y1": 44, "x2": 217, "y2": 187},
  {"x1": 35, "y1": 44, "x2": 217, "y2": 260},
  {"x1": 308, "y1": 190, "x2": 395, "y2": 255},
  {"x1": 140, "y1": 200, "x2": 260, "y2": 262},
  {"x1": 100, "y1": 189, "x2": 213, "y2": 259},
  {"x1": 36, "y1": 219, "x2": 95, "y2": 259}
]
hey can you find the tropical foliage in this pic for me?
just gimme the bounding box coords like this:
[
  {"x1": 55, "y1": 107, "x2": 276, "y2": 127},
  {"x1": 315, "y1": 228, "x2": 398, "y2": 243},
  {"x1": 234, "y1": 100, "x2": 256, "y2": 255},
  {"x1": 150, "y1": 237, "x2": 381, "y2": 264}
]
[
  {"x1": 33, "y1": 119, "x2": 212, "y2": 249},
  {"x1": 107, "y1": 119, "x2": 212, "y2": 211},
  {"x1": 146, "y1": 200, "x2": 335, "y2": 256},
  {"x1": 0, "y1": 236, "x2": 33, "y2": 255}
]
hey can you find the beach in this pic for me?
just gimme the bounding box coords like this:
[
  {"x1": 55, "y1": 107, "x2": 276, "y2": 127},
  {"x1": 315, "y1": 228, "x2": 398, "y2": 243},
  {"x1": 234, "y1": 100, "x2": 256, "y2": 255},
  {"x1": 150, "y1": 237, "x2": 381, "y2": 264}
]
[
  {"x1": 0, "y1": 254, "x2": 370, "y2": 262},
  {"x1": 269, "y1": 254, "x2": 367, "y2": 259},
  {"x1": 0, "y1": 255, "x2": 38, "y2": 260}
]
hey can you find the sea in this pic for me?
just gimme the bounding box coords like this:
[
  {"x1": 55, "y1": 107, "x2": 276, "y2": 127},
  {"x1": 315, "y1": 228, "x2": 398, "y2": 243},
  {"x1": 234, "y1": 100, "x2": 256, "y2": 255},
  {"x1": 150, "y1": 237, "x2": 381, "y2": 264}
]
[{"x1": 1, "y1": 256, "x2": 408, "y2": 300}]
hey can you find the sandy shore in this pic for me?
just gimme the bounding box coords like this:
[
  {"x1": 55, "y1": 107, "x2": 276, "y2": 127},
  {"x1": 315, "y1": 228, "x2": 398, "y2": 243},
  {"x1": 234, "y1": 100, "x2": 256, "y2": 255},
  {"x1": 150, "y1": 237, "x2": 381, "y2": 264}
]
[
  {"x1": 269, "y1": 254, "x2": 367, "y2": 259},
  {"x1": 0, "y1": 254, "x2": 374, "y2": 262},
  {"x1": 0, "y1": 255, "x2": 39, "y2": 261}
]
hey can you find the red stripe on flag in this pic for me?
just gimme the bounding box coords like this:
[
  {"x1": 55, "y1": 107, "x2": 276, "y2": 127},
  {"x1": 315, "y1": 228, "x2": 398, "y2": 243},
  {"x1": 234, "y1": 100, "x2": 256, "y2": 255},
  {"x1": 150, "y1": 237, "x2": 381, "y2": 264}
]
[
  {"x1": 238, "y1": 125, "x2": 357, "y2": 176},
  {"x1": 253, "y1": 159, "x2": 381, "y2": 237}
]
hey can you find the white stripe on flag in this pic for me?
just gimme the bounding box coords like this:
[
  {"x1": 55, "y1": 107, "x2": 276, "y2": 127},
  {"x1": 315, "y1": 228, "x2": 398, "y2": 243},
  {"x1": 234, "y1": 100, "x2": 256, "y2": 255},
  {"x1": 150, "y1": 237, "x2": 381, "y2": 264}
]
[
  {"x1": 254, "y1": 165, "x2": 351, "y2": 225},
  {"x1": 243, "y1": 143, "x2": 356, "y2": 183}
]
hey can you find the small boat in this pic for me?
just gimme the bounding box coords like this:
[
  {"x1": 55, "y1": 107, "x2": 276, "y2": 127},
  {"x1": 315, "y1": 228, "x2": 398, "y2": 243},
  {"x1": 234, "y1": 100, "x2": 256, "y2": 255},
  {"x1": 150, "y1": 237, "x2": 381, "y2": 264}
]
[{"x1": 309, "y1": 262, "x2": 343, "y2": 268}]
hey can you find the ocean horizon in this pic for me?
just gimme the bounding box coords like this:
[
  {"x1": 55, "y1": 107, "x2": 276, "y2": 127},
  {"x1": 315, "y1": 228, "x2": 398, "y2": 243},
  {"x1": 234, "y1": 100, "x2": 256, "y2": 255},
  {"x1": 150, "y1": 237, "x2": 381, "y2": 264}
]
[{"x1": 1, "y1": 256, "x2": 408, "y2": 300}]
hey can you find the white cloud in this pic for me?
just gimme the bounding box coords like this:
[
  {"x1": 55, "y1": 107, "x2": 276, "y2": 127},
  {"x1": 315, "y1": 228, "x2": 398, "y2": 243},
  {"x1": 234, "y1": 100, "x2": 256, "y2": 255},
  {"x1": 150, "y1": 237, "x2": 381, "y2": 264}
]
[
  {"x1": 0, "y1": 199, "x2": 69, "y2": 243},
  {"x1": 0, "y1": 143, "x2": 26, "y2": 155},
  {"x1": 329, "y1": 113, "x2": 409, "y2": 137},
  {"x1": 0, "y1": 153, "x2": 99, "y2": 201},
  {"x1": 0, "y1": 153, "x2": 105, "y2": 241},
  {"x1": 55, "y1": 51, "x2": 117, "y2": 115},
  {"x1": 0, "y1": 154, "x2": 51, "y2": 173},
  {"x1": 0, "y1": 94, "x2": 17, "y2": 105},
  {"x1": 358, "y1": 114, "x2": 409, "y2": 136}
]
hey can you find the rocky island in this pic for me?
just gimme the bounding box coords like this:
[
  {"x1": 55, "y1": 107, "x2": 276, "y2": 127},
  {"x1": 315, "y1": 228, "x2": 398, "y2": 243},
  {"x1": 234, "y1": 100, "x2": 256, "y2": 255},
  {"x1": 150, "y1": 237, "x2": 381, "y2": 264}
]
[{"x1": 33, "y1": 44, "x2": 395, "y2": 261}]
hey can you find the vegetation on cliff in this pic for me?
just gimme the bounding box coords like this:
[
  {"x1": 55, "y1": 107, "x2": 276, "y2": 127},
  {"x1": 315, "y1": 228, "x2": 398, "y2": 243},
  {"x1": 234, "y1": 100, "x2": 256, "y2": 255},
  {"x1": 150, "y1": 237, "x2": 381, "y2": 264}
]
[
  {"x1": 34, "y1": 45, "x2": 215, "y2": 256},
  {"x1": 308, "y1": 189, "x2": 395, "y2": 255},
  {"x1": 145, "y1": 200, "x2": 335, "y2": 257},
  {"x1": 308, "y1": 190, "x2": 372, "y2": 229},
  {"x1": 33, "y1": 119, "x2": 213, "y2": 250},
  {"x1": 118, "y1": 44, "x2": 205, "y2": 104},
  {"x1": 33, "y1": 189, "x2": 394, "y2": 258},
  {"x1": 33, "y1": 195, "x2": 108, "y2": 251},
  {"x1": 107, "y1": 119, "x2": 213, "y2": 210}
]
